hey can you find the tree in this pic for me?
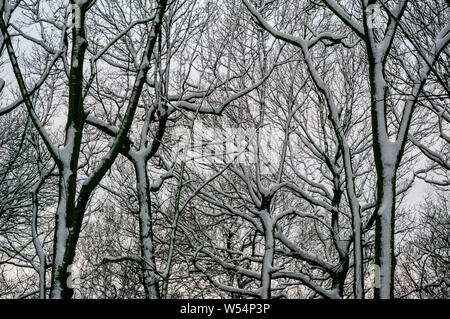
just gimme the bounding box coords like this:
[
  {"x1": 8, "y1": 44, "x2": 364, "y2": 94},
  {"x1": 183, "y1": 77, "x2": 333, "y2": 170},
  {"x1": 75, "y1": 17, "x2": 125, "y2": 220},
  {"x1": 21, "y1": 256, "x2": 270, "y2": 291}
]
[
  {"x1": 242, "y1": 0, "x2": 449, "y2": 298},
  {"x1": 0, "y1": 0, "x2": 448, "y2": 300},
  {"x1": 0, "y1": 0, "x2": 168, "y2": 298},
  {"x1": 397, "y1": 191, "x2": 449, "y2": 299}
]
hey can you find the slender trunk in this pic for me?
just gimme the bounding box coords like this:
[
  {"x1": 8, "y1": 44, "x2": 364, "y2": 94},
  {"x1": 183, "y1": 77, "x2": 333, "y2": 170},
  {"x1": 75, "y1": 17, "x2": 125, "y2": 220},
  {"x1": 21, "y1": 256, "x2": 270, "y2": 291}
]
[
  {"x1": 374, "y1": 168, "x2": 396, "y2": 299},
  {"x1": 50, "y1": 179, "x2": 73, "y2": 298},
  {"x1": 32, "y1": 187, "x2": 46, "y2": 299},
  {"x1": 135, "y1": 160, "x2": 160, "y2": 299},
  {"x1": 330, "y1": 182, "x2": 350, "y2": 298},
  {"x1": 161, "y1": 162, "x2": 185, "y2": 298},
  {"x1": 341, "y1": 143, "x2": 364, "y2": 299},
  {"x1": 332, "y1": 162, "x2": 363, "y2": 299},
  {"x1": 260, "y1": 211, "x2": 274, "y2": 299},
  {"x1": 351, "y1": 203, "x2": 364, "y2": 299}
]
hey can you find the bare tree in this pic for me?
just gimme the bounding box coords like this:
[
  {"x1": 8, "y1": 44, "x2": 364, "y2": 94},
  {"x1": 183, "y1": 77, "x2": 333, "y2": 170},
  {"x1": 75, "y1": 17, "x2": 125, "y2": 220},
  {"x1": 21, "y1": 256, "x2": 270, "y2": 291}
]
[
  {"x1": 241, "y1": 0, "x2": 449, "y2": 299},
  {"x1": 0, "y1": 0, "x2": 168, "y2": 298},
  {"x1": 0, "y1": 0, "x2": 448, "y2": 300},
  {"x1": 397, "y1": 191, "x2": 449, "y2": 299}
]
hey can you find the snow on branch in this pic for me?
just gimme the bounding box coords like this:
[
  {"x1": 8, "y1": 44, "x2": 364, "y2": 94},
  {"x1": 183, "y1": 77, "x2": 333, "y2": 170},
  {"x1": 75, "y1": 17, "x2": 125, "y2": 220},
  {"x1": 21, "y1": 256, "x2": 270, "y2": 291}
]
[
  {"x1": 321, "y1": 0, "x2": 365, "y2": 38},
  {"x1": 0, "y1": 15, "x2": 60, "y2": 161}
]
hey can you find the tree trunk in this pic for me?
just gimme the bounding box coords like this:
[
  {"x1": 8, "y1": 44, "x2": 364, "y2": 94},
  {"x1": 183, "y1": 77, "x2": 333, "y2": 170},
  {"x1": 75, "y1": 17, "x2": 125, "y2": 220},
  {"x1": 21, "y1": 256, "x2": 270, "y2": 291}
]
[
  {"x1": 135, "y1": 160, "x2": 160, "y2": 299},
  {"x1": 374, "y1": 168, "x2": 396, "y2": 299},
  {"x1": 260, "y1": 211, "x2": 274, "y2": 299},
  {"x1": 50, "y1": 173, "x2": 79, "y2": 299}
]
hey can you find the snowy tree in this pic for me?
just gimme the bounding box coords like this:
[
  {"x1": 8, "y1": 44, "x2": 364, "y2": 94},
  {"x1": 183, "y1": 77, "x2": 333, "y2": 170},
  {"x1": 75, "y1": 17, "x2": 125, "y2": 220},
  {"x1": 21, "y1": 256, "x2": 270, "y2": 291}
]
[
  {"x1": 0, "y1": 0, "x2": 448, "y2": 300},
  {"x1": 0, "y1": 0, "x2": 168, "y2": 298},
  {"x1": 241, "y1": 0, "x2": 449, "y2": 299},
  {"x1": 397, "y1": 191, "x2": 449, "y2": 299}
]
